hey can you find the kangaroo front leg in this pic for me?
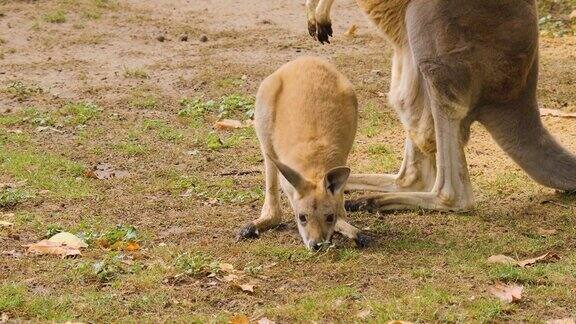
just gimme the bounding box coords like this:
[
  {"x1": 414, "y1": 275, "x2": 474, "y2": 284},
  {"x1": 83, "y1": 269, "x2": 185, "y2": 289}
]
[
  {"x1": 335, "y1": 216, "x2": 372, "y2": 248},
  {"x1": 306, "y1": 0, "x2": 320, "y2": 37},
  {"x1": 306, "y1": 0, "x2": 334, "y2": 43},
  {"x1": 346, "y1": 100, "x2": 473, "y2": 212},
  {"x1": 238, "y1": 156, "x2": 282, "y2": 240}
]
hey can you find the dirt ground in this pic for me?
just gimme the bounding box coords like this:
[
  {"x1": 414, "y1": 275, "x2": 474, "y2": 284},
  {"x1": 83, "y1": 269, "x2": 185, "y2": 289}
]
[{"x1": 1, "y1": 0, "x2": 576, "y2": 322}]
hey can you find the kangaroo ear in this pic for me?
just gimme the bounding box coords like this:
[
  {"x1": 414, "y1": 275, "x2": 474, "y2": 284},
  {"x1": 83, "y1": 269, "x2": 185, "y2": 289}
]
[
  {"x1": 325, "y1": 166, "x2": 351, "y2": 194},
  {"x1": 267, "y1": 155, "x2": 308, "y2": 192}
]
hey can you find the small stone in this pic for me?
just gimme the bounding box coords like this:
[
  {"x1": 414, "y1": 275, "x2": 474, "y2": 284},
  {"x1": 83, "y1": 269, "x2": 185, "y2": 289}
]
[
  {"x1": 156, "y1": 35, "x2": 166, "y2": 42},
  {"x1": 199, "y1": 35, "x2": 208, "y2": 42},
  {"x1": 179, "y1": 34, "x2": 188, "y2": 42}
]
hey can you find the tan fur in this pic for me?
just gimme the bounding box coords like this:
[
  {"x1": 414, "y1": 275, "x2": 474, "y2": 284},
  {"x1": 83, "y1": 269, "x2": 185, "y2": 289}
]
[
  {"x1": 239, "y1": 57, "x2": 363, "y2": 250},
  {"x1": 355, "y1": 0, "x2": 410, "y2": 46}
]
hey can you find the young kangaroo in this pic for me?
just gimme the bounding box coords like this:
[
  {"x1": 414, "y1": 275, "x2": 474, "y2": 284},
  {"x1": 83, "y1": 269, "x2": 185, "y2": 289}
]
[
  {"x1": 305, "y1": 0, "x2": 576, "y2": 212},
  {"x1": 237, "y1": 57, "x2": 370, "y2": 250}
]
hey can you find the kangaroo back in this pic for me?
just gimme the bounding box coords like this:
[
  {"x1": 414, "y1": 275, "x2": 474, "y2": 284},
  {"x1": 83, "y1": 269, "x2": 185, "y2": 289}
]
[{"x1": 255, "y1": 56, "x2": 358, "y2": 179}]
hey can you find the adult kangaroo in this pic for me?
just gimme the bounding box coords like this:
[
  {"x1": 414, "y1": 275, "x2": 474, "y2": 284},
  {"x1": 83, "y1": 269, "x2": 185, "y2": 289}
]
[{"x1": 306, "y1": 0, "x2": 576, "y2": 211}]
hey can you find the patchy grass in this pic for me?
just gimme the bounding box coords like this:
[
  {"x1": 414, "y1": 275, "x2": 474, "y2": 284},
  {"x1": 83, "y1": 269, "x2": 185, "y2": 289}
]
[
  {"x1": 2, "y1": 81, "x2": 43, "y2": 102},
  {"x1": 1, "y1": 0, "x2": 576, "y2": 323},
  {"x1": 43, "y1": 10, "x2": 67, "y2": 24},
  {"x1": 123, "y1": 67, "x2": 149, "y2": 79}
]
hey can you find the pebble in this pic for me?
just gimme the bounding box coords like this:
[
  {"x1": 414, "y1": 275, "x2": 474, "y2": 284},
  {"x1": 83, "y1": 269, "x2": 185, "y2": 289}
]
[
  {"x1": 199, "y1": 35, "x2": 208, "y2": 42},
  {"x1": 156, "y1": 35, "x2": 166, "y2": 42}
]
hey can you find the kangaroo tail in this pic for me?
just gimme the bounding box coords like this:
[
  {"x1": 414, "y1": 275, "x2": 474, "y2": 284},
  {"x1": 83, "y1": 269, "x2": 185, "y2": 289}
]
[{"x1": 478, "y1": 100, "x2": 576, "y2": 191}]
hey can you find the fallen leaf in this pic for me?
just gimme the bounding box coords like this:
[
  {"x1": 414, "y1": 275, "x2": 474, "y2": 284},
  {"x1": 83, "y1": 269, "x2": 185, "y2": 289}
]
[
  {"x1": 487, "y1": 255, "x2": 517, "y2": 266},
  {"x1": 536, "y1": 228, "x2": 557, "y2": 236},
  {"x1": 344, "y1": 24, "x2": 358, "y2": 37},
  {"x1": 219, "y1": 263, "x2": 235, "y2": 272},
  {"x1": 48, "y1": 232, "x2": 88, "y2": 249},
  {"x1": 547, "y1": 318, "x2": 575, "y2": 324},
  {"x1": 0, "y1": 221, "x2": 14, "y2": 228},
  {"x1": 124, "y1": 242, "x2": 140, "y2": 251},
  {"x1": 517, "y1": 252, "x2": 560, "y2": 267},
  {"x1": 233, "y1": 282, "x2": 255, "y2": 293},
  {"x1": 357, "y1": 309, "x2": 372, "y2": 319},
  {"x1": 229, "y1": 314, "x2": 249, "y2": 324},
  {"x1": 257, "y1": 317, "x2": 275, "y2": 324},
  {"x1": 85, "y1": 163, "x2": 129, "y2": 179},
  {"x1": 222, "y1": 274, "x2": 239, "y2": 282},
  {"x1": 540, "y1": 108, "x2": 576, "y2": 118},
  {"x1": 213, "y1": 119, "x2": 251, "y2": 130},
  {"x1": 488, "y1": 283, "x2": 523, "y2": 303},
  {"x1": 24, "y1": 240, "x2": 81, "y2": 258}
]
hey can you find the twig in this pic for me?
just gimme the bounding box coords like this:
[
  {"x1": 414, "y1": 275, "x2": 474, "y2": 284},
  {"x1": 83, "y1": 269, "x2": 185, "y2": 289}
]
[{"x1": 218, "y1": 170, "x2": 261, "y2": 176}]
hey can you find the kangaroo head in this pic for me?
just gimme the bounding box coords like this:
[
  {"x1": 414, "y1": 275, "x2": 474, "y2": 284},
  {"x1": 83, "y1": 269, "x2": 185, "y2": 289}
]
[{"x1": 269, "y1": 156, "x2": 350, "y2": 250}]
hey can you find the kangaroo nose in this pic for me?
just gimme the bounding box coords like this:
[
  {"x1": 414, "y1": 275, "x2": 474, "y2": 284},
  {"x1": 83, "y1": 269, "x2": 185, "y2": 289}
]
[{"x1": 308, "y1": 240, "x2": 322, "y2": 251}]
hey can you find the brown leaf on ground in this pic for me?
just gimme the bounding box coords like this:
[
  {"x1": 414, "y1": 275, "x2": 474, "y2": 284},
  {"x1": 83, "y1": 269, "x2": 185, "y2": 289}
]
[
  {"x1": 357, "y1": 309, "x2": 372, "y2": 319},
  {"x1": 487, "y1": 255, "x2": 517, "y2": 265},
  {"x1": 540, "y1": 108, "x2": 576, "y2": 118},
  {"x1": 48, "y1": 232, "x2": 88, "y2": 249},
  {"x1": 536, "y1": 228, "x2": 557, "y2": 236},
  {"x1": 222, "y1": 274, "x2": 239, "y2": 282},
  {"x1": 229, "y1": 314, "x2": 249, "y2": 324},
  {"x1": 517, "y1": 252, "x2": 560, "y2": 267},
  {"x1": 213, "y1": 119, "x2": 251, "y2": 130},
  {"x1": 233, "y1": 282, "x2": 255, "y2": 293},
  {"x1": 488, "y1": 283, "x2": 523, "y2": 303},
  {"x1": 547, "y1": 318, "x2": 575, "y2": 324},
  {"x1": 219, "y1": 263, "x2": 235, "y2": 272},
  {"x1": 0, "y1": 221, "x2": 14, "y2": 228},
  {"x1": 344, "y1": 24, "x2": 358, "y2": 37},
  {"x1": 124, "y1": 242, "x2": 140, "y2": 251},
  {"x1": 24, "y1": 240, "x2": 81, "y2": 258},
  {"x1": 85, "y1": 163, "x2": 130, "y2": 179}
]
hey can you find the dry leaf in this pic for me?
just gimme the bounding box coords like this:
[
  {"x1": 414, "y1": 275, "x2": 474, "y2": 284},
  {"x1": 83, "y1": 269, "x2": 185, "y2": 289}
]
[
  {"x1": 229, "y1": 314, "x2": 249, "y2": 324},
  {"x1": 24, "y1": 240, "x2": 81, "y2": 258},
  {"x1": 488, "y1": 283, "x2": 523, "y2": 303},
  {"x1": 124, "y1": 242, "x2": 140, "y2": 251},
  {"x1": 85, "y1": 163, "x2": 129, "y2": 179},
  {"x1": 219, "y1": 263, "x2": 235, "y2": 272},
  {"x1": 234, "y1": 282, "x2": 255, "y2": 293},
  {"x1": 540, "y1": 108, "x2": 576, "y2": 118},
  {"x1": 214, "y1": 119, "x2": 251, "y2": 130},
  {"x1": 357, "y1": 309, "x2": 372, "y2": 319},
  {"x1": 222, "y1": 274, "x2": 239, "y2": 282},
  {"x1": 344, "y1": 24, "x2": 358, "y2": 37},
  {"x1": 517, "y1": 252, "x2": 560, "y2": 267},
  {"x1": 0, "y1": 221, "x2": 14, "y2": 228},
  {"x1": 48, "y1": 232, "x2": 88, "y2": 249},
  {"x1": 547, "y1": 318, "x2": 575, "y2": 324},
  {"x1": 487, "y1": 255, "x2": 517, "y2": 266},
  {"x1": 257, "y1": 317, "x2": 275, "y2": 324},
  {"x1": 536, "y1": 228, "x2": 557, "y2": 236}
]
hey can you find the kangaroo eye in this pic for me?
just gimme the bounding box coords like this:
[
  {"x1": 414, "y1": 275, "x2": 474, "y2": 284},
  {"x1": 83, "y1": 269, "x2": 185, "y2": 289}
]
[
  {"x1": 299, "y1": 214, "x2": 307, "y2": 223},
  {"x1": 326, "y1": 214, "x2": 335, "y2": 223}
]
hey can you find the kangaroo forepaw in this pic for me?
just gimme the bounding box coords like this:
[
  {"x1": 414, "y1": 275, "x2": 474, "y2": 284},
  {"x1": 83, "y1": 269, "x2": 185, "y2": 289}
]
[
  {"x1": 308, "y1": 21, "x2": 317, "y2": 38},
  {"x1": 355, "y1": 232, "x2": 373, "y2": 248},
  {"x1": 316, "y1": 22, "x2": 332, "y2": 44},
  {"x1": 345, "y1": 197, "x2": 378, "y2": 213},
  {"x1": 237, "y1": 223, "x2": 259, "y2": 241}
]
